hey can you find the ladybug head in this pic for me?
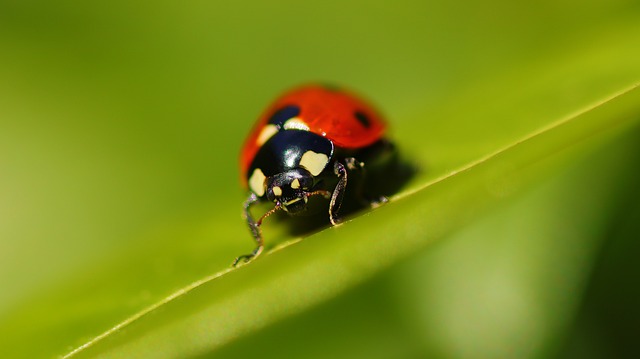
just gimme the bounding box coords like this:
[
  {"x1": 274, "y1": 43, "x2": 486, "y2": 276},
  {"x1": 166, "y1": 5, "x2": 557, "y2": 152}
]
[{"x1": 265, "y1": 168, "x2": 315, "y2": 214}]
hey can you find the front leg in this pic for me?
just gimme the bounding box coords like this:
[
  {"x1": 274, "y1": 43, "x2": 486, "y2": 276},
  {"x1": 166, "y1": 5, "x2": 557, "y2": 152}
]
[{"x1": 233, "y1": 192, "x2": 263, "y2": 266}]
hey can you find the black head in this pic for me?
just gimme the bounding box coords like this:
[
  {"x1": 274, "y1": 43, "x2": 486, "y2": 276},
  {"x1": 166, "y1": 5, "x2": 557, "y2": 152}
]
[
  {"x1": 265, "y1": 168, "x2": 315, "y2": 213},
  {"x1": 246, "y1": 129, "x2": 335, "y2": 213}
]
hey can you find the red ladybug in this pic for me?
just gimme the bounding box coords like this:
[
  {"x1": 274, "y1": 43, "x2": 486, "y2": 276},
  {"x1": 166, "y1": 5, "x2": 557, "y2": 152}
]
[{"x1": 236, "y1": 84, "x2": 393, "y2": 265}]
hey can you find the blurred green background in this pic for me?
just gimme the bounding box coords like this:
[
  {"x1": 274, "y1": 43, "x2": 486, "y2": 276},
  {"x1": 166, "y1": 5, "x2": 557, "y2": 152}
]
[{"x1": 1, "y1": 0, "x2": 640, "y2": 358}]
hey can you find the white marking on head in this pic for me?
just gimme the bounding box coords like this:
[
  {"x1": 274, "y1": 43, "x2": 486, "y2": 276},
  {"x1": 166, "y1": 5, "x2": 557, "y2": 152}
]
[
  {"x1": 272, "y1": 186, "x2": 282, "y2": 197},
  {"x1": 290, "y1": 178, "x2": 300, "y2": 189},
  {"x1": 284, "y1": 197, "x2": 302, "y2": 206},
  {"x1": 256, "y1": 124, "x2": 279, "y2": 146},
  {"x1": 248, "y1": 168, "x2": 266, "y2": 197},
  {"x1": 299, "y1": 151, "x2": 329, "y2": 176},
  {"x1": 283, "y1": 117, "x2": 310, "y2": 131}
]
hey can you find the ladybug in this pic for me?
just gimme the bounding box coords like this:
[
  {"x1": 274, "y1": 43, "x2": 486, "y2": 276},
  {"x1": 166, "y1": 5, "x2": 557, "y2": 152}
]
[{"x1": 236, "y1": 84, "x2": 394, "y2": 265}]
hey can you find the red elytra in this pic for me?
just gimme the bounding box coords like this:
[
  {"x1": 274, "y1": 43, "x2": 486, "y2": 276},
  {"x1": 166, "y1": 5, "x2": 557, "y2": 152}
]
[{"x1": 239, "y1": 85, "x2": 386, "y2": 185}]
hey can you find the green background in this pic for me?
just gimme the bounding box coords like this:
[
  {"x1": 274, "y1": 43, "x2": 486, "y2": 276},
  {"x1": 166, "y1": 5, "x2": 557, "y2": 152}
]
[{"x1": 1, "y1": 0, "x2": 640, "y2": 358}]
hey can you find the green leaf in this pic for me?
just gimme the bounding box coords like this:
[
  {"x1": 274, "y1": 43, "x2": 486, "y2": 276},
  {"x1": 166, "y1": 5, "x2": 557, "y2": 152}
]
[
  {"x1": 64, "y1": 85, "x2": 640, "y2": 359},
  {"x1": 1, "y1": 1, "x2": 639, "y2": 358}
]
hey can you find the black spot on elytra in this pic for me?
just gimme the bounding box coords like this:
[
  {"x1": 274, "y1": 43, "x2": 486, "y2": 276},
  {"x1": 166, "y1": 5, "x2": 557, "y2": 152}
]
[
  {"x1": 354, "y1": 111, "x2": 371, "y2": 128},
  {"x1": 268, "y1": 105, "x2": 300, "y2": 127}
]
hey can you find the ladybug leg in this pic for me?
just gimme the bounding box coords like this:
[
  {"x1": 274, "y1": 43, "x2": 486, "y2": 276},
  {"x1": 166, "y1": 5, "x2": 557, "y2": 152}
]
[
  {"x1": 345, "y1": 157, "x2": 388, "y2": 208},
  {"x1": 234, "y1": 194, "x2": 284, "y2": 266},
  {"x1": 328, "y1": 161, "x2": 348, "y2": 225},
  {"x1": 329, "y1": 156, "x2": 389, "y2": 226},
  {"x1": 343, "y1": 157, "x2": 367, "y2": 207},
  {"x1": 345, "y1": 157, "x2": 389, "y2": 208},
  {"x1": 233, "y1": 193, "x2": 264, "y2": 266}
]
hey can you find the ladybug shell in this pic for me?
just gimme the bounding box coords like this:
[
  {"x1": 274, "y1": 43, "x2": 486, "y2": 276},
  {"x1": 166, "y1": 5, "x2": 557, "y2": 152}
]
[{"x1": 240, "y1": 85, "x2": 386, "y2": 184}]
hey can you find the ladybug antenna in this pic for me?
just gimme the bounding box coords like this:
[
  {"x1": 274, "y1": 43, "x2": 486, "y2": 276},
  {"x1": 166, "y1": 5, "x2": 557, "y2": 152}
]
[
  {"x1": 307, "y1": 189, "x2": 331, "y2": 200},
  {"x1": 257, "y1": 203, "x2": 282, "y2": 226}
]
